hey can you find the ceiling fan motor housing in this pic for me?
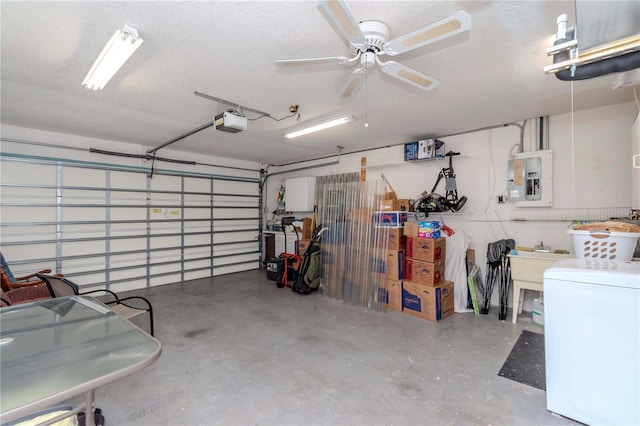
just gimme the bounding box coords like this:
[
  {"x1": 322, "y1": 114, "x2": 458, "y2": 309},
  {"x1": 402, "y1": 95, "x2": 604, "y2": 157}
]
[{"x1": 349, "y1": 20, "x2": 390, "y2": 56}]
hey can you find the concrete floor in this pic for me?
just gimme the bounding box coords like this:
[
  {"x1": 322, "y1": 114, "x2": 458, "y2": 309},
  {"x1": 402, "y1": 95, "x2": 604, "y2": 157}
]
[{"x1": 90, "y1": 270, "x2": 575, "y2": 425}]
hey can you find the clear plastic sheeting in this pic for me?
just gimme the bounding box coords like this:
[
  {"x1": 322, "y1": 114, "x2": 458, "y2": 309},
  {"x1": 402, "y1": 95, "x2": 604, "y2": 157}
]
[{"x1": 316, "y1": 174, "x2": 389, "y2": 310}]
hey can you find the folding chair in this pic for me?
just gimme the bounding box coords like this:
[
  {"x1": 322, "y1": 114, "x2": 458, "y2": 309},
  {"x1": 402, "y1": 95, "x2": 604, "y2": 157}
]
[
  {"x1": 37, "y1": 274, "x2": 155, "y2": 336},
  {"x1": 0, "y1": 284, "x2": 52, "y2": 306},
  {"x1": 0, "y1": 252, "x2": 60, "y2": 291}
]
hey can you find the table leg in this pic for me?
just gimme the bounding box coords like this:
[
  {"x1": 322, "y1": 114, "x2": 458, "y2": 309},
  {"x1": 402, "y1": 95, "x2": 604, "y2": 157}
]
[
  {"x1": 512, "y1": 284, "x2": 521, "y2": 324},
  {"x1": 83, "y1": 390, "x2": 96, "y2": 426},
  {"x1": 517, "y1": 288, "x2": 525, "y2": 314}
]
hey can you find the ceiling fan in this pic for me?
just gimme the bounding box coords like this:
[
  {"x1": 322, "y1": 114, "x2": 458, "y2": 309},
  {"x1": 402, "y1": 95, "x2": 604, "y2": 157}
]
[
  {"x1": 276, "y1": 0, "x2": 471, "y2": 98},
  {"x1": 276, "y1": 1, "x2": 472, "y2": 98}
]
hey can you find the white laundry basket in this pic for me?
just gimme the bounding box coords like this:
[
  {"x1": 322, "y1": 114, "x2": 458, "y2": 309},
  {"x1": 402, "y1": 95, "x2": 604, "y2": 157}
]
[{"x1": 568, "y1": 225, "x2": 640, "y2": 261}]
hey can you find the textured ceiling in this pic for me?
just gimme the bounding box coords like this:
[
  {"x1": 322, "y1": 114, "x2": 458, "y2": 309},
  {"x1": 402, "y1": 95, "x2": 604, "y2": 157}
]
[{"x1": 0, "y1": 1, "x2": 636, "y2": 165}]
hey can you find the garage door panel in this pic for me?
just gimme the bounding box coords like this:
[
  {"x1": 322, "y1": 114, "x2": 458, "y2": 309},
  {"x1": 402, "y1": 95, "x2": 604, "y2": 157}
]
[
  {"x1": 1, "y1": 157, "x2": 259, "y2": 290},
  {"x1": 1, "y1": 162, "x2": 56, "y2": 185}
]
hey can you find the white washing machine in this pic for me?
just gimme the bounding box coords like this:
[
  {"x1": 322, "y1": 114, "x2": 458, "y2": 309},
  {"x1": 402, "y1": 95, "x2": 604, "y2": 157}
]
[{"x1": 544, "y1": 259, "x2": 640, "y2": 425}]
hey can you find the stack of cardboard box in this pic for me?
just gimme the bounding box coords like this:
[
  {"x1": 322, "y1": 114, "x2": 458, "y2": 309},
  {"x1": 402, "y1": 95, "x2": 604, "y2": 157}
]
[
  {"x1": 358, "y1": 197, "x2": 455, "y2": 322},
  {"x1": 371, "y1": 191, "x2": 407, "y2": 311},
  {"x1": 377, "y1": 220, "x2": 454, "y2": 321},
  {"x1": 401, "y1": 222, "x2": 454, "y2": 321},
  {"x1": 378, "y1": 223, "x2": 406, "y2": 311},
  {"x1": 404, "y1": 235, "x2": 446, "y2": 287}
]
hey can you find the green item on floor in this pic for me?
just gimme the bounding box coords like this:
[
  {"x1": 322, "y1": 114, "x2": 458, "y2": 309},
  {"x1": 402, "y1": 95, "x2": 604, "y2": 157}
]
[{"x1": 467, "y1": 264, "x2": 481, "y2": 316}]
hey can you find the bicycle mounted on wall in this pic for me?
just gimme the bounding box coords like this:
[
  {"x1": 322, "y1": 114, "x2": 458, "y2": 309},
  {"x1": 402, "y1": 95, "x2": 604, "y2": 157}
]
[{"x1": 412, "y1": 151, "x2": 467, "y2": 220}]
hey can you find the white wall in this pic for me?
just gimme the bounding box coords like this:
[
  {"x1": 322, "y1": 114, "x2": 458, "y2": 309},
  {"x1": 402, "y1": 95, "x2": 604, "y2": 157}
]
[
  {"x1": 0, "y1": 124, "x2": 259, "y2": 179},
  {"x1": 266, "y1": 101, "x2": 638, "y2": 310}
]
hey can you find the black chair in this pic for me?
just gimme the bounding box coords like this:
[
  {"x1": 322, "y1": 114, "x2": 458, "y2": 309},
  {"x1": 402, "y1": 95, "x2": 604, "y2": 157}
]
[{"x1": 37, "y1": 274, "x2": 155, "y2": 336}]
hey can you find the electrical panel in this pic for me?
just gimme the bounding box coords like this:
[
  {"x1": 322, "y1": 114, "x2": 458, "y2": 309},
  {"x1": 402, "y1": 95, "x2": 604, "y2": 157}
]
[{"x1": 508, "y1": 150, "x2": 553, "y2": 207}]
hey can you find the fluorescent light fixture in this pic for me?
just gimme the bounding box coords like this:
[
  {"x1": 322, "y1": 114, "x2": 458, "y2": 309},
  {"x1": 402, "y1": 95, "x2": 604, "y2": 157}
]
[
  {"x1": 284, "y1": 114, "x2": 354, "y2": 139},
  {"x1": 82, "y1": 24, "x2": 143, "y2": 91}
]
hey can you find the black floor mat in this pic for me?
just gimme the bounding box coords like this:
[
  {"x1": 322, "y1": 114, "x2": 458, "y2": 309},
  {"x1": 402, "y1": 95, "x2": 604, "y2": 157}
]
[{"x1": 498, "y1": 330, "x2": 546, "y2": 390}]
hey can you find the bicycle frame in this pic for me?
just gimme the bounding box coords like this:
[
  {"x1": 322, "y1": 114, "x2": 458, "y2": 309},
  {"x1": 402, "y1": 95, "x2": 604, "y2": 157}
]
[
  {"x1": 430, "y1": 152, "x2": 461, "y2": 205},
  {"x1": 413, "y1": 151, "x2": 467, "y2": 218}
]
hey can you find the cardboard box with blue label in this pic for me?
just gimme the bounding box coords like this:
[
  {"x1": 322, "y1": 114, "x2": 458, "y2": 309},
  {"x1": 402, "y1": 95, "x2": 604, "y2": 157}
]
[
  {"x1": 402, "y1": 280, "x2": 454, "y2": 321},
  {"x1": 378, "y1": 279, "x2": 402, "y2": 311},
  {"x1": 321, "y1": 243, "x2": 344, "y2": 267},
  {"x1": 374, "y1": 211, "x2": 408, "y2": 228},
  {"x1": 323, "y1": 220, "x2": 353, "y2": 244},
  {"x1": 384, "y1": 249, "x2": 405, "y2": 280},
  {"x1": 371, "y1": 250, "x2": 404, "y2": 278}
]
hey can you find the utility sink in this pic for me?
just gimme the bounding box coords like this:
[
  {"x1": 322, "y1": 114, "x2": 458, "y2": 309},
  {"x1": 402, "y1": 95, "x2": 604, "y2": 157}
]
[
  {"x1": 508, "y1": 251, "x2": 573, "y2": 324},
  {"x1": 508, "y1": 251, "x2": 572, "y2": 283}
]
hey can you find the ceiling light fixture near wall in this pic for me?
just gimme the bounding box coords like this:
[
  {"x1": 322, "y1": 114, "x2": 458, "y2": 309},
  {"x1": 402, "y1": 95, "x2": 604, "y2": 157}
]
[
  {"x1": 82, "y1": 24, "x2": 143, "y2": 91},
  {"x1": 284, "y1": 114, "x2": 353, "y2": 139}
]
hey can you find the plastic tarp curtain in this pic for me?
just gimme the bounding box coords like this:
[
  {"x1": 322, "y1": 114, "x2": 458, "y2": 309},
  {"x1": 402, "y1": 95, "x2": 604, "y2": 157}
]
[
  {"x1": 315, "y1": 172, "x2": 360, "y2": 225},
  {"x1": 316, "y1": 174, "x2": 389, "y2": 310},
  {"x1": 444, "y1": 229, "x2": 472, "y2": 313}
]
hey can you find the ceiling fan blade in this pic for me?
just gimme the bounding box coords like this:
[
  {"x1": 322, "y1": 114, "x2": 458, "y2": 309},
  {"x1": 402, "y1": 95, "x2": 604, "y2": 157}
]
[
  {"x1": 340, "y1": 68, "x2": 366, "y2": 98},
  {"x1": 276, "y1": 56, "x2": 354, "y2": 67},
  {"x1": 382, "y1": 10, "x2": 472, "y2": 56},
  {"x1": 318, "y1": 0, "x2": 366, "y2": 47},
  {"x1": 378, "y1": 60, "x2": 439, "y2": 91}
]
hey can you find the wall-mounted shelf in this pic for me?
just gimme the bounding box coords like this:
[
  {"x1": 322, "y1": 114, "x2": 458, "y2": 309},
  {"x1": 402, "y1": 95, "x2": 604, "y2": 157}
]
[
  {"x1": 404, "y1": 156, "x2": 447, "y2": 163},
  {"x1": 404, "y1": 139, "x2": 446, "y2": 161}
]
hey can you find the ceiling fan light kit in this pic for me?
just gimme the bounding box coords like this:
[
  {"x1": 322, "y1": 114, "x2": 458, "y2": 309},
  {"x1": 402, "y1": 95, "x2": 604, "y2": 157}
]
[
  {"x1": 284, "y1": 114, "x2": 353, "y2": 139},
  {"x1": 276, "y1": 1, "x2": 471, "y2": 98},
  {"x1": 82, "y1": 24, "x2": 143, "y2": 91}
]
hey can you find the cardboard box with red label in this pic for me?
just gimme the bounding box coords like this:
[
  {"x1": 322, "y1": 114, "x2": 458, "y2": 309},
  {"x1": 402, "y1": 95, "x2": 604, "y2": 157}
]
[
  {"x1": 404, "y1": 258, "x2": 445, "y2": 286},
  {"x1": 374, "y1": 211, "x2": 408, "y2": 228},
  {"x1": 405, "y1": 237, "x2": 446, "y2": 263}
]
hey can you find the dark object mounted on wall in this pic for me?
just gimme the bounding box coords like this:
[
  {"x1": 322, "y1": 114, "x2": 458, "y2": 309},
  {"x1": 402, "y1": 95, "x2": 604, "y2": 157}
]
[
  {"x1": 412, "y1": 151, "x2": 467, "y2": 220},
  {"x1": 544, "y1": 1, "x2": 640, "y2": 81}
]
